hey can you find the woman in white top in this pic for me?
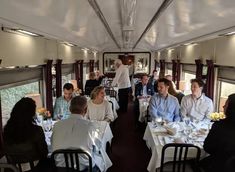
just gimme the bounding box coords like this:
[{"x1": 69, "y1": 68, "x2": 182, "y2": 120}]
[{"x1": 87, "y1": 86, "x2": 114, "y2": 122}]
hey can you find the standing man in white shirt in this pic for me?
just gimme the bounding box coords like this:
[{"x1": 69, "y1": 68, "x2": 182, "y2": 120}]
[
  {"x1": 181, "y1": 79, "x2": 214, "y2": 122},
  {"x1": 112, "y1": 59, "x2": 131, "y2": 112}
]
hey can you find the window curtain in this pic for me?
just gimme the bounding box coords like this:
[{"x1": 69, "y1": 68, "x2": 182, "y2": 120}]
[
  {"x1": 97, "y1": 60, "x2": 99, "y2": 70},
  {"x1": 74, "y1": 61, "x2": 80, "y2": 89},
  {"x1": 205, "y1": 60, "x2": 214, "y2": 100},
  {"x1": 195, "y1": 59, "x2": 203, "y2": 79},
  {"x1": 159, "y1": 60, "x2": 165, "y2": 78},
  {"x1": 45, "y1": 60, "x2": 53, "y2": 114},
  {"x1": 176, "y1": 60, "x2": 181, "y2": 89},
  {"x1": 56, "y1": 59, "x2": 62, "y2": 98},
  {"x1": 172, "y1": 60, "x2": 177, "y2": 82},
  {"x1": 89, "y1": 60, "x2": 94, "y2": 73},
  {"x1": 154, "y1": 59, "x2": 159, "y2": 71},
  {"x1": 0, "y1": 97, "x2": 3, "y2": 157},
  {"x1": 79, "y1": 60, "x2": 84, "y2": 91}
]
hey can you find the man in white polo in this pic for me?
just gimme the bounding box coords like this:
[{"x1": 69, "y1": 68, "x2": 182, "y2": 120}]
[{"x1": 112, "y1": 59, "x2": 131, "y2": 112}]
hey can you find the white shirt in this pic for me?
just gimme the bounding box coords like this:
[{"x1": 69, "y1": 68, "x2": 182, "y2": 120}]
[
  {"x1": 87, "y1": 99, "x2": 114, "y2": 122},
  {"x1": 51, "y1": 114, "x2": 96, "y2": 170},
  {"x1": 112, "y1": 64, "x2": 131, "y2": 89},
  {"x1": 181, "y1": 93, "x2": 214, "y2": 121}
]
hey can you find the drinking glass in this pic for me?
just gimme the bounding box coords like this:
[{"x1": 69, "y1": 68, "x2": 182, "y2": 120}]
[{"x1": 155, "y1": 116, "x2": 163, "y2": 126}]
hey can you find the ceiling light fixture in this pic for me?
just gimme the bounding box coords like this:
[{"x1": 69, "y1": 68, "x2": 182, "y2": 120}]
[
  {"x1": 81, "y1": 48, "x2": 89, "y2": 51},
  {"x1": 2, "y1": 27, "x2": 42, "y2": 37},
  {"x1": 62, "y1": 42, "x2": 76, "y2": 47},
  {"x1": 220, "y1": 31, "x2": 235, "y2": 36}
]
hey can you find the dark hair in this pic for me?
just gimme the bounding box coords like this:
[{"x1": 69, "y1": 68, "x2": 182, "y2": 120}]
[
  {"x1": 191, "y1": 78, "x2": 204, "y2": 87},
  {"x1": 225, "y1": 93, "x2": 235, "y2": 122},
  {"x1": 141, "y1": 73, "x2": 148, "y2": 79},
  {"x1": 70, "y1": 96, "x2": 87, "y2": 114},
  {"x1": 158, "y1": 78, "x2": 171, "y2": 86},
  {"x1": 63, "y1": 83, "x2": 74, "y2": 90},
  {"x1": 4, "y1": 97, "x2": 36, "y2": 144}
]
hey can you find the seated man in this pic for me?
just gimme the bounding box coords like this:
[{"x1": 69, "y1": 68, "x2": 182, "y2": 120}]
[
  {"x1": 134, "y1": 74, "x2": 154, "y2": 126},
  {"x1": 149, "y1": 78, "x2": 181, "y2": 122},
  {"x1": 53, "y1": 83, "x2": 74, "y2": 119},
  {"x1": 51, "y1": 96, "x2": 99, "y2": 171},
  {"x1": 181, "y1": 78, "x2": 214, "y2": 122}
]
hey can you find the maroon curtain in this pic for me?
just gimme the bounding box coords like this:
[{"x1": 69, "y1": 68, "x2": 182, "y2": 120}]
[
  {"x1": 79, "y1": 60, "x2": 84, "y2": 91},
  {"x1": 74, "y1": 61, "x2": 80, "y2": 89},
  {"x1": 97, "y1": 60, "x2": 99, "y2": 70},
  {"x1": 0, "y1": 97, "x2": 3, "y2": 157},
  {"x1": 172, "y1": 60, "x2": 177, "y2": 82},
  {"x1": 154, "y1": 59, "x2": 159, "y2": 70},
  {"x1": 159, "y1": 60, "x2": 165, "y2": 78},
  {"x1": 176, "y1": 60, "x2": 181, "y2": 89},
  {"x1": 89, "y1": 60, "x2": 94, "y2": 73},
  {"x1": 45, "y1": 60, "x2": 53, "y2": 114},
  {"x1": 195, "y1": 59, "x2": 203, "y2": 79},
  {"x1": 56, "y1": 59, "x2": 62, "y2": 98},
  {"x1": 205, "y1": 60, "x2": 214, "y2": 100}
]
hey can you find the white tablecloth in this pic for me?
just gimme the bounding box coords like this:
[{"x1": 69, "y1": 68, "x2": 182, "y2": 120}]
[
  {"x1": 45, "y1": 120, "x2": 113, "y2": 172},
  {"x1": 143, "y1": 122, "x2": 208, "y2": 172},
  {"x1": 138, "y1": 98, "x2": 150, "y2": 122}
]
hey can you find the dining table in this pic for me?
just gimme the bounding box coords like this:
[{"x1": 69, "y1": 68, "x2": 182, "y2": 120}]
[
  {"x1": 42, "y1": 119, "x2": 113, "y2": 172},
  {"x1": 143, "y1": 121, "x2": 211, "y2": 172}
]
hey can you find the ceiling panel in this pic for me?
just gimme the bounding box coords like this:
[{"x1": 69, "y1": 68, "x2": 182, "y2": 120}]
[{"x1": 141, "y1": 0, "x2": 235, "y2": 50}]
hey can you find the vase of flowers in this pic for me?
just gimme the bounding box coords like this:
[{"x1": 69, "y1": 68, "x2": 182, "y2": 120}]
[
  {"x1": 209, "y1": 112, "x2": 226, "y2": 121},
  {"x1": 37, "y1": 107, "x2": 51, "y2": 120}
]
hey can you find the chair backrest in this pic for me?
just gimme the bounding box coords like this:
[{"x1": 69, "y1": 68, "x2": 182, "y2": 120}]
[
  {"x1": 6, "y1": 153, "x2": 36, "y2": 172},
  {"x1": 51, "y1": 149, "x2": 92, "y2": 172},
  {"x1": 0, "y1": 163, "x2": 19, "y2": 172},
  {"x1": 160, "y1": 143, "x2": 201, "y2": 172},
  {"x1": 105, "y1": 89, "x2": 117, "y2": 98}
]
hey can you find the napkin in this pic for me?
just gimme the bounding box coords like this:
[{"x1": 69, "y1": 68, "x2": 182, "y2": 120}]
[{"x1": 164, "y1": 126, "x2": 177, "y2": 136}]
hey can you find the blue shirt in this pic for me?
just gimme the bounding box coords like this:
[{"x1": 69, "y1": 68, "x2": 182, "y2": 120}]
[
  {"x1": 53, "y1": 96, "x2": 72, "y2": 119},
  {"x1": 149, "y1": 93, "x2": 181, "y2": 122}
]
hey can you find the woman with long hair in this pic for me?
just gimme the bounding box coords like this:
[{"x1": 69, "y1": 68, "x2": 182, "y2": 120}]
[
  {"x1": 86, "y1": 86, "x2": 114, "y2": 122},
  {"x1": 3, "y1": 97, "x2": 48, "y2": 171},
  {"x1": 201, "y1": 93, "x2": 235, "y2": 171}
]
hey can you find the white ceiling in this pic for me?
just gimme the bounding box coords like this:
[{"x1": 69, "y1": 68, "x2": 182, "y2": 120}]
[{"x1": 1, "y1": 0, "x2": 235, "y2": 52}]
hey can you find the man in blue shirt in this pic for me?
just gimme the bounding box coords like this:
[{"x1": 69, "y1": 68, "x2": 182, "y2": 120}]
[
  {"x1": 149, "y1": 78, "x2": 181, "y2": 122},
  {"x1": 53, "y1": 83, "x2": 74, "y2": 119},
  {"x1": 134, "y1": 74, "x2": 154, "y2": 128}
]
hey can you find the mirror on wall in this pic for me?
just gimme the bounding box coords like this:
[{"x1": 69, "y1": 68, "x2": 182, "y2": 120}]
[{"x1": 103, "y1": 52, "x2": 151, "y2": 75}]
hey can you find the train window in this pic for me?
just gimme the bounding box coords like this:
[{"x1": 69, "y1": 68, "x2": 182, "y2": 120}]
[
  {"x1": 62, "y1": 74, "x2": 72, "y2": 88},
  {"x1": 1, "y1": 81, "x2": 40, "y2": 126},
  {"x1": 166, "y1": 69, "x2": 172, "y2": 75},
  {"x1": 183, "y1": 72, "x2": 196, "y2": 95},
  {"x1": 219, "y1": 82, "x2": 235, "y2": 112}
]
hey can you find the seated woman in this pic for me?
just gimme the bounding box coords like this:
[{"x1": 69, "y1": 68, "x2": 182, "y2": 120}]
[
  {"x1": 3, "y1": 97, "x2": 48, "y2": 172},
  {"x1": 86, "y1": 86, "x2": 114, "y2": 123},
  {"x1": 85, "y1": 72, "x2": 100, "y2": 96},
  {"x1": 200, "y1": 93, "x2": 235, "y2": 172},
  {"x1": 167, "y1": 80, "x2": 184, "y2": 104}
]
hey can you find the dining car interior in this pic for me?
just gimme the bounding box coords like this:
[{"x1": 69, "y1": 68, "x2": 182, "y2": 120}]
[{"x1": 1, "y1": 0, "x2": 235, "y2": 172}]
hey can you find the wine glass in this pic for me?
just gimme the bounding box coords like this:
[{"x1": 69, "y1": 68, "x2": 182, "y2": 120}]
[{"x1": 155, "y1": 116, "x2": 163, "y2": 126}]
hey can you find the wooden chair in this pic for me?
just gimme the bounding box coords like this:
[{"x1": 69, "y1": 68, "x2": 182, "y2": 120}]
[
  {"x1": 51, "y1": 149, "x2": 92, "y2": 172},
  {"x1": 0, "y1": 163, "x2": 19, "y2": 172},
  {"x1": 159, "y1": 143, "x2": 201, "y2": 172}
]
